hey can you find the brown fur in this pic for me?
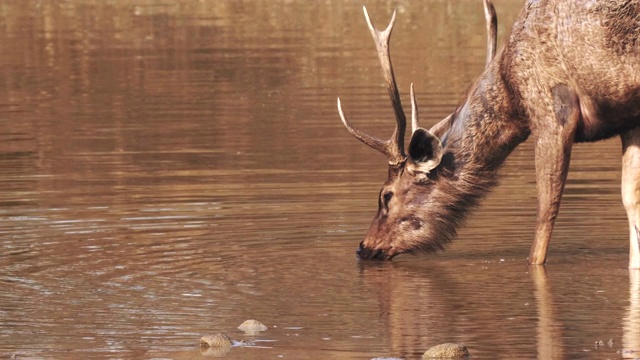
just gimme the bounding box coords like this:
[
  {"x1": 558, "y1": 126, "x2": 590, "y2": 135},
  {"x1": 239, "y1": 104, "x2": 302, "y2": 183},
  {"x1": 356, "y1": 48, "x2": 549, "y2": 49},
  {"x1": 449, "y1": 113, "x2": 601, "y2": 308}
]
[{"x1": 344, "y1": 0, "x2": 640, "y2": 265}]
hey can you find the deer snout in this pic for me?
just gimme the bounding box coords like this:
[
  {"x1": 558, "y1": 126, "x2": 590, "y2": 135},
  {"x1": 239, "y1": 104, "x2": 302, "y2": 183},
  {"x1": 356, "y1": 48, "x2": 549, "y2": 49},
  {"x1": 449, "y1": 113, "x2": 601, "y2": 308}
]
[{"x1": 356, "y1": 241, "x2": 394, "y2": 260}]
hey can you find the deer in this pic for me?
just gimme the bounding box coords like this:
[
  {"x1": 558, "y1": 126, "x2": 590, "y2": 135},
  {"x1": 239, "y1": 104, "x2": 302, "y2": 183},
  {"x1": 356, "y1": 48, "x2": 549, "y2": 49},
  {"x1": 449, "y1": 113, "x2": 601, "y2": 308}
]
[{"x1": 337, "y1": 0, "x2": 640, "y2": 268}]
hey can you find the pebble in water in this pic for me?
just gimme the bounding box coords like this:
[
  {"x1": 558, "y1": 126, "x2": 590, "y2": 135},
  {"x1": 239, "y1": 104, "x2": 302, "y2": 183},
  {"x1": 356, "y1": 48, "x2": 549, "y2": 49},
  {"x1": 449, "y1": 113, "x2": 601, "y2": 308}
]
[
  {"x1": 238, "y1": 319, "x2": 268, "y2": 335},
  {"x1": 200, "y1": 333, "x2": 232, "y2": 357},
  {"x1": 422, "y1": 343, "x2": 469, "y2": 359}
]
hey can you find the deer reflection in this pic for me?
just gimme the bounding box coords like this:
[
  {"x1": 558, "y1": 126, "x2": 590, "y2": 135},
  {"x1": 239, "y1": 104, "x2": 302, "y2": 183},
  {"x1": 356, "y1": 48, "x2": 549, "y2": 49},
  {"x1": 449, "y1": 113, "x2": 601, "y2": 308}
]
[
  {"x1": 530, "y1": 266, "x2": 564, "y2": 359},
  {"x1": 357, "y1": 262, "x2": 459, "y2": 357},
  {"x1": 623, "y1": 270, "x2": 640, "y2": 358},
  {"x1": 359, "y1": 262, "x2": 566, "y2": 358}
]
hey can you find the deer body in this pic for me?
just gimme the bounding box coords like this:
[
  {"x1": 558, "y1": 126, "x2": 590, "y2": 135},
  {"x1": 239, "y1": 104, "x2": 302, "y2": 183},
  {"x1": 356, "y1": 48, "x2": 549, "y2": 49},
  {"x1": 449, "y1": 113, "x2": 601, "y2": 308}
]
[{"x1": 338, "y1": 0, "x2": 640, "y2": 267}]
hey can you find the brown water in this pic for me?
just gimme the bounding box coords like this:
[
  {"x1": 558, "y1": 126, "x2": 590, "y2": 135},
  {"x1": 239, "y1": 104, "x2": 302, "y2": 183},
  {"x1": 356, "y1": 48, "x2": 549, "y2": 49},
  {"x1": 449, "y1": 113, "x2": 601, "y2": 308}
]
[{"x1": 0, "y1": 1, "x2": 637, "y2": 359}]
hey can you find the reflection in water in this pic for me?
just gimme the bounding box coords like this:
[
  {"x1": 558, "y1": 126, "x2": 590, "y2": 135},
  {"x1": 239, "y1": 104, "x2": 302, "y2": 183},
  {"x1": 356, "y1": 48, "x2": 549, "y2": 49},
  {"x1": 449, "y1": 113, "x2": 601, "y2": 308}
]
[
  {"x1": 0, "y1": 0, "x2": 635, "y2": 359},
  {"x1": 624, "y1": 270, "x2": 640, "y2": 358},
  {"x1": 359, "y1": 261, "x2": 631, "y2": 360},
  {"x1": 358, "y1": 260, "x2": 551, "y2": 359},
  {"x1": 531, "y1": 266, "x2": 564, "y2": 360}
]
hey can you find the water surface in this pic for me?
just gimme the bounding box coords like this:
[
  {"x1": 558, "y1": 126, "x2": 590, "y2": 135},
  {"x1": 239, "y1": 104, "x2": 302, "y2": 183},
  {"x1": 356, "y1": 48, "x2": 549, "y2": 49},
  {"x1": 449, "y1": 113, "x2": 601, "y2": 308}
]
[{"x1": 0, "y1": 1, "x2": 636, "y2": 359}]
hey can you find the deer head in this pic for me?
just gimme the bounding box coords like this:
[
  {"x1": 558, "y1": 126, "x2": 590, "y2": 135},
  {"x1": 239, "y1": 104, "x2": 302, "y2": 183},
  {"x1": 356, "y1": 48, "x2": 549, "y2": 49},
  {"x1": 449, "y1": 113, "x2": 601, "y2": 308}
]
[{"x1": 338, "y1": 2, "x2": 497, "y2": 260}]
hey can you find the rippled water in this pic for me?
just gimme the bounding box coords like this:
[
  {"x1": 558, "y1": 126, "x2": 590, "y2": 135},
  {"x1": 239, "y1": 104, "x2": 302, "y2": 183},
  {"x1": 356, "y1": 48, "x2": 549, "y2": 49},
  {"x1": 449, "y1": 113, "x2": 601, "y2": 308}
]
[{"x1": 0, "y1": 1, "x2": 637, "y2": 359}]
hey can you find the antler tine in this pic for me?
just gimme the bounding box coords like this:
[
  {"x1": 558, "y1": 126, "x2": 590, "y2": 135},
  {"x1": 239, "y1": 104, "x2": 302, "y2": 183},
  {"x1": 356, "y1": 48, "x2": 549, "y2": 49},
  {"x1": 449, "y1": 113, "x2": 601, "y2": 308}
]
[
  {"x1": 428, "y1": 1, "x2": 497, "y2": 138},
  {"x1": 410, "y1": 83, "x2": 419, "y2": 134},
  {"x1": 337, "y1": 98, "x2": 393, "y2": 157},
  {"x1": 483, "y1": 0, "x2": 497, "y2": 68},
  {"x1": 362, "y1": 6, "x2": 407, "y2": 165}
]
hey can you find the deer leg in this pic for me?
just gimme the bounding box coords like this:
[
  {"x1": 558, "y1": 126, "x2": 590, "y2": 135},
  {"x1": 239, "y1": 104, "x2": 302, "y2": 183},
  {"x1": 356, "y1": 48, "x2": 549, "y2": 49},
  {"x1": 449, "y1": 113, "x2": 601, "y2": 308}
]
[
  {"x1": 621, "y1": 128, "x2": 640, "y2": 269},
  {"x1": 528, "y1": 85, "x2": 580, "y2": 265}
]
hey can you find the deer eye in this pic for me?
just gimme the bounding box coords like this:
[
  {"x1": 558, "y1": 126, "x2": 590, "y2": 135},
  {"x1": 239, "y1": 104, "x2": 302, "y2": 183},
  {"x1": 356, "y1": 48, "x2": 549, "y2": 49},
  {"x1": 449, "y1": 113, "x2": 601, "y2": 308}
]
[{"x1": 382, "y1": 191, "x2": 393, "y2": 209}]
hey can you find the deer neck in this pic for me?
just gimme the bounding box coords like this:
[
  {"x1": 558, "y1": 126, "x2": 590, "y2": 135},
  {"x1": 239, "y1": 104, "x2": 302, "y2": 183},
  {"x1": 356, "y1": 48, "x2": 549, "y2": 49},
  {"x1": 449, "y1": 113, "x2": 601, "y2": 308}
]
[
  {"x1": 443, "y1": 62, "x2": 530, "y2": 175},
  {"x1": 412, "y1": 65, "x2": 529, "y2": 249}
]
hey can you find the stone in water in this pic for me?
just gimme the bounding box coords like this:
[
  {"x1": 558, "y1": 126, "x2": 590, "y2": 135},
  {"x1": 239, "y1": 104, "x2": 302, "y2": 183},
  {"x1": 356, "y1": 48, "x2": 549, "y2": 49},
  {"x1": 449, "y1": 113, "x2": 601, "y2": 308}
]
[
  {"x1": 238, "y1": 319, "x2": 268, "y2": 334},
  {"x1": 422, "y1": 343, "x2": 469, "y2": 359},
  {"x1": 200, "y1": 333, "x2": 232, "y2": 348}
]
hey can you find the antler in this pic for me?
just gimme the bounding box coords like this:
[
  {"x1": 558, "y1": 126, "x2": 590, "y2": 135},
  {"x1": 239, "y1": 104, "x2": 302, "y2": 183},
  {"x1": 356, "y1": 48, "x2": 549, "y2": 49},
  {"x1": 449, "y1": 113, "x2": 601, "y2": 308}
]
[
  {"x1": 428, "y1": 0, "x2": 498, "y2": 137},
  {"x1": 483, "y1": 0, "x2": 497, "y2": 68},
  {"x1": 337, "y1": 6, "x2": 407, "y2": 167},
  {"x1": 340, "y1": 3, "x2": 497, "y2": 153},
  {"x1": 410, "y1": 83, "x2": 419, "y2": 134}
]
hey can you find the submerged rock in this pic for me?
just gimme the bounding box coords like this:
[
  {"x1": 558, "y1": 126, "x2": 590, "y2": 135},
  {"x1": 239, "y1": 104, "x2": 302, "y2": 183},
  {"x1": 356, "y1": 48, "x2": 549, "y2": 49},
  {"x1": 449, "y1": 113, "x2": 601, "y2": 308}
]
[
  {"x1": 237, "y1": 319, "x2": 268, "y2": 335},
  {"x1": 200, "y1": 333, "x2": 232, "y2": 348},
  {"x1": 422, "y1": 343, "x2": 469, "y2": 359},
  {"x1": 200, "y1": 333, "x2": 232, "y2": 357}
]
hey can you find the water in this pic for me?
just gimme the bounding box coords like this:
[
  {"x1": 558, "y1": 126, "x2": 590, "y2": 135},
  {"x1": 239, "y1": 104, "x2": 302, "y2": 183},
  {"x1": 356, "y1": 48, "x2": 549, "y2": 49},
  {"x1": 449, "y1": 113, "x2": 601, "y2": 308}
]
[{"x1": 0, "y1": 1, "x2": 636, "y2": 359}]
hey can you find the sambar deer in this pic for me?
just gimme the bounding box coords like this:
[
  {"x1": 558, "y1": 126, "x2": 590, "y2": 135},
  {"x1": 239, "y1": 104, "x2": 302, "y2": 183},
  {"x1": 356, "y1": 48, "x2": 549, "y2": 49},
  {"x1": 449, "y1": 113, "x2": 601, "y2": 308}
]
[{"x1": 337, "y1": 0, "x2": 640, "y2": 268}]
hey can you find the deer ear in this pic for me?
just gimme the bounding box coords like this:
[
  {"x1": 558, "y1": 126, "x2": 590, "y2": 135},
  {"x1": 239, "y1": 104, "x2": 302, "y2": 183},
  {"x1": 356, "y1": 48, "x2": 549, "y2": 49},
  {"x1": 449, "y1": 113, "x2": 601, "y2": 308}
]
[{"x1": 407, "y1": 128, "x2": 444, "y2": 174}]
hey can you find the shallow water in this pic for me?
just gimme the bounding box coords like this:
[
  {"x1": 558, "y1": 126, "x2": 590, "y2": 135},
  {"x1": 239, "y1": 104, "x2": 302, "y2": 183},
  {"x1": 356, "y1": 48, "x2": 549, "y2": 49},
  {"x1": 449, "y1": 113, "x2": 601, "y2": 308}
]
[{"x1": 0, "y1": 1, "x2": 637, "y2": 359}]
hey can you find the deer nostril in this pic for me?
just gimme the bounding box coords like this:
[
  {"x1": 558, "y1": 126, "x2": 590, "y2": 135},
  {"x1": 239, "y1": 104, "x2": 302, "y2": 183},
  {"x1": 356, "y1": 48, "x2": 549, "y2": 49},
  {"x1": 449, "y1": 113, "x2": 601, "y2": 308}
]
[{"x1": 356, "y1": 241, "x2": 365, "y2": 259}]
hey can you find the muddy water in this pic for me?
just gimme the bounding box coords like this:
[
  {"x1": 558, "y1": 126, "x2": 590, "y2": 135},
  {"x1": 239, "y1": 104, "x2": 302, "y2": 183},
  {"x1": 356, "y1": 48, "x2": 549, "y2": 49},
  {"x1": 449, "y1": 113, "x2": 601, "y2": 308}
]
[{"x1": 0, "y1": 1, "x2": 637, "y2": 359}]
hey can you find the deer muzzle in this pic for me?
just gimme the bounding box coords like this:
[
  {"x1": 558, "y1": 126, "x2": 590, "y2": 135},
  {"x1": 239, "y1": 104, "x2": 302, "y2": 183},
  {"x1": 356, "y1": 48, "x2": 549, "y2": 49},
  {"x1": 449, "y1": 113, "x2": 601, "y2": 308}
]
[{"x1": 356, "y1": 241, "x2": 396, "y2": 260}]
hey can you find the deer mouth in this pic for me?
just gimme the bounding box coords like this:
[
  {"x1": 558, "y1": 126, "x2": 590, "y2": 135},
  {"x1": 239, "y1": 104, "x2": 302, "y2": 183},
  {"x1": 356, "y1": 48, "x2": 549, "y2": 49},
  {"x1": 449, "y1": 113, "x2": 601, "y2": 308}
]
[{"x1": 356, "y1": 242, "x2": 397, "y2": 260}]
